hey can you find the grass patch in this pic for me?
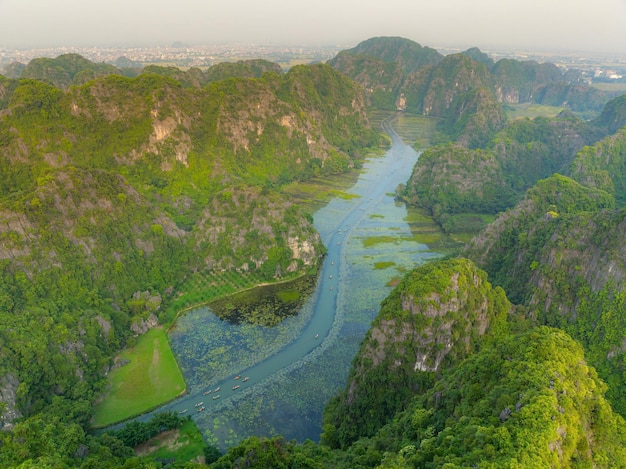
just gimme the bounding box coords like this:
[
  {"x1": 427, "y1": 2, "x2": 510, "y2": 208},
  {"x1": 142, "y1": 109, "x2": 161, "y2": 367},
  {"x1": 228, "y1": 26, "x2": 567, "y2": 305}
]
[
  {"x1": 369, "y1": 213, "x2": 385, "y2": 219},
  {"x1": 361, "y1": 235, "x2": 404, "y2": 248},
  {"x1": 92, "y1": 327, "x2": 186, "y2": 427},
  {"x1": 330, "y1": 189, "x2": 362, "y2": 200},
  {"x1": 443, "y1": 212, "x2": 497, "y2": 236},
  {"x1": 374, "y1": 261, "x2": 396, "y2": 270},
  {"x1": 280, "y1": 169, "x2": 364, "y2": 213},
  {"x1": 405, "y1": 207, "x2": 464, "y2": 254},
  {"x1": 394, "y1": 113, "x2": 440, "y2": 148},
  {"x1": 368, "y1": 110, "x2": 396, "y2": 130},
  {"x1": 136, "y1": 419, "x2": 207, "y2": 464},
  {"x1": 504, "y1": 103, "x2": 565, "y2": 120},
  {"x1": 276, "y1": 289, "x2": 301, "y2": 303}
]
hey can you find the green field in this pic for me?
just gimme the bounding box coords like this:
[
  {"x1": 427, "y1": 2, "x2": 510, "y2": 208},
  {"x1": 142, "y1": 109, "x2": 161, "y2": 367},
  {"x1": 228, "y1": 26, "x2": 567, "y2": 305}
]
[
  {"x1": 393, "y1": 113, "x2": 439, "y2": 148},
  {"x1": 92, "y1": 327, "x2": 186, "y2": 427},
  {"x1": 504, "y1": 103, "x2": 565, "y2": 120}
]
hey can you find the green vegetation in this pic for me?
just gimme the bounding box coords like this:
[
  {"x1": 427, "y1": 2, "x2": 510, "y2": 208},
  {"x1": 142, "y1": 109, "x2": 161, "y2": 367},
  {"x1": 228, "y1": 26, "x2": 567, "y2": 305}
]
[
  {"x1": 135, "y1": 418, "x2": 209, "y2": 464},
  {"x1": 0, "y1": 53, "x2": 381, "y2": 465},
  {"x1": 393, "y1": 113, "x2": 439, "y2": 148},
  {"x1": 93, "y1": 328, "x2": 185, "y2": 427},
  {"x1": 504, "y1": 102, "x2": 565, "y2": 120},
  {"x1": 3, "y1": 38, "x2": 626, "y2": 468},
  {"x1": 322, "y1": 258, "x2": 511, "y2": 448}
]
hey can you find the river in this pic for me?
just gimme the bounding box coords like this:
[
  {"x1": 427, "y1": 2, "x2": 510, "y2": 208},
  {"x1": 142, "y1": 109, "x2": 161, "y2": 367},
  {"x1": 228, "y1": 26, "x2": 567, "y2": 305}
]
[{"x1": 116, "y1": 114, "x2": 442, "y2": 449}]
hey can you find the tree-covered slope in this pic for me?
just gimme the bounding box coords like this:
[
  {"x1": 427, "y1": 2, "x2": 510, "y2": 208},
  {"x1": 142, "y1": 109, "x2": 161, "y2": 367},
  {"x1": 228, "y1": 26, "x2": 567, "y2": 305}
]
[
  {"x1": 20, "y1": 53, "x2": 121, "y2": 89},
  {"x1": 204, "y1": 59, "x2": 284, "y2": 83},
  {"x1": 321, "y1": 258, "x2": 510, "y2": 448},
  {"x1": 403, "y1": 104, "x2": 609, "y2": 232},
  {"x1": 0, "y1": 62, "x2": 381, "y2": 430},
  {"x1": 328, "y1": 36, "x2": 444, "y2": 110},
  {"x1": 354, "y1": 327, "x2": 626, "y2": 468},
  {"x1": 465, "y1": 174, "x2": 626, "y2": 415},
  {"x1": 572, "y1": 125, "x2": 626, "y2": 205}
]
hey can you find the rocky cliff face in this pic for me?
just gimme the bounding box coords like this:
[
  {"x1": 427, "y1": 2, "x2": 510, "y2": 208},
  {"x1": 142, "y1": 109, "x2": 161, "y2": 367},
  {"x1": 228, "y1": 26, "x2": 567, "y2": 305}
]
[{"x1": 322, "y1": 258, "x2": 510, "y2": 447}]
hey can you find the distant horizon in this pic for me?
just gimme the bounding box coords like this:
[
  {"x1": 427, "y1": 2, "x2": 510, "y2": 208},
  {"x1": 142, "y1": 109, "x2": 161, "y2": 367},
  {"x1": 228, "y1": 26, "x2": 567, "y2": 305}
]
[
  {"x1": 1, "y1": 0, "x2": 625, "y2": 58},
  {"x1": 2, "y1": 38, "x2": 625, "y2": 62}
]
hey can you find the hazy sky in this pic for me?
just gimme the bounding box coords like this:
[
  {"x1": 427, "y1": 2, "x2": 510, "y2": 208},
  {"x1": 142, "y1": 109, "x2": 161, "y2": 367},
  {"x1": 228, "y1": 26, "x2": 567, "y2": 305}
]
[{"x1": 1, "y1": 0, "x2": 625, "y2": 55}]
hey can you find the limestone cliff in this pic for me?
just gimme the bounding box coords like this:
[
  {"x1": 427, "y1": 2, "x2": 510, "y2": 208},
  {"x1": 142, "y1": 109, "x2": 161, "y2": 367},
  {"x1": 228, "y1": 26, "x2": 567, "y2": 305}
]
[{"x1": 322, "y1": 258, "x2": 510, "y2": 447}]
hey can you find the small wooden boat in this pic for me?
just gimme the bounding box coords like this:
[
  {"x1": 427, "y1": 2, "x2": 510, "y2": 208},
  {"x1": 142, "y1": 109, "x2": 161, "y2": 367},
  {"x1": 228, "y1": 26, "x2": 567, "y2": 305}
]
[
  {"x1": 214, "y1": 387, "x2": 220, "y2": 392},
  {"x1": 179, "y1": 409, "x2": 188, "y2": 414},
  {"x1": 213, "y1": 395, "x2": 220, "y2": 400},
  {"x1": 242, "y1": 377, "x2": 249, "y2": 382},
  {"x1": 234, "y1": 375, "x2": 241, "y2": 380},
  {"x1": 232, "y1": 385, "x2": 240, "y2": 390},
  {"x1": 315, "y1": 334, "x2": 319, "y2": 339}
]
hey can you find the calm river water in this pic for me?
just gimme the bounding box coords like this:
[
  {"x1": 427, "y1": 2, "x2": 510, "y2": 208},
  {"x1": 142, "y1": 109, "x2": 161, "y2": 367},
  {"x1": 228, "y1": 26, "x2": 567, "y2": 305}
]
[{"x1": 140, "y1": 116, "x2": 442, "y2": 449}]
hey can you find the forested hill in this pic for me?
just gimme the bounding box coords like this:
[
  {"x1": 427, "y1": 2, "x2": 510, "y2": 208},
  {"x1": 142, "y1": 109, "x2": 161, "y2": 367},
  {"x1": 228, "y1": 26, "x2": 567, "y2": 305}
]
[
  {"x1": 329, "y1": 36, "x2": 619, "y2": 147},
  {"x1": 317, "y1": 259, "x2": 626, "y2": 467},
  {"x1": 5, "y1": 53, "x2": 286, "y2": 89},
  {"x1": 0, "y1": 59, "x2": 381, "y2": 433}
]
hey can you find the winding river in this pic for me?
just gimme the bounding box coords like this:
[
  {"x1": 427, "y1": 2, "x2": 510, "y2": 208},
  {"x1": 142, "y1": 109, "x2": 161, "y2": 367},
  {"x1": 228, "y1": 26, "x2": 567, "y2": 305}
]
[{"x1": 116, "y1": 114, "x2": 442, "y2": 449}]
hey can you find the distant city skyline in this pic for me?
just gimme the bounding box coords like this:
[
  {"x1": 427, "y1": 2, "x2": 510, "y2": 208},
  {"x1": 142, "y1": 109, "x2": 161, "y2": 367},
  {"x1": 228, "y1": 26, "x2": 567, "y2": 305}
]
[{"x1": 1, "y1": 0, "x2": 625, "y2": 56}]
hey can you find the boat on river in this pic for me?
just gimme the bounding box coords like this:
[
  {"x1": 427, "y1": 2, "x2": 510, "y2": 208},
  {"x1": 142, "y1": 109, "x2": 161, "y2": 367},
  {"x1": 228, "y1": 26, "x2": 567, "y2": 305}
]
[
  {"x1": 213, "y1": 395, "x2": 220, "y2": 400},
  {"x1": 204, "y1": 390, "x2": 211, "y2": 395},
  {"x1": 233, "y1": 385, "x2": 240, "y2": 390},
  {"x1": 195, "y1": 401, "x2": 203, "y2": 407},
  {"x1": 242, "y1": 377, "x2": 249, "y2": 382},
  {"x1": 179, "y1": 409, "x2": 188, "y2": 414},
  {"x1": 197, "y1": 406, "x2": 205, "y2": 412},
  {"x1": 234, "y1": 375, "x2": 241, "y2": 380},
  {"x1": 214, "y1": 387, "x2": 220, "y2": 392}
]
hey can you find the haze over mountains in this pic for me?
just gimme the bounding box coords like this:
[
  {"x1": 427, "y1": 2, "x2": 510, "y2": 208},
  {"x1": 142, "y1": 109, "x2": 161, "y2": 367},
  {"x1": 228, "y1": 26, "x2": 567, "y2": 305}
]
[
  {"x1": 1, "y1": 35, "x2": 626, "y2": 467},
  {"x1": 1, "y1": 0, "x2": 625, "y2": 56}
]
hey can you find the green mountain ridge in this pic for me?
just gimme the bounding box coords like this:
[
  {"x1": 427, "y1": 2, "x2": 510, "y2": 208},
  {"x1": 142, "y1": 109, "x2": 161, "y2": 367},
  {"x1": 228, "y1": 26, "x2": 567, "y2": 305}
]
[
  {"x1": 0, "y1": 60, "x2": 381, "y2": 435},
  {"x1": 3, "y1": 37, "x2": 626, "y2": 467}
]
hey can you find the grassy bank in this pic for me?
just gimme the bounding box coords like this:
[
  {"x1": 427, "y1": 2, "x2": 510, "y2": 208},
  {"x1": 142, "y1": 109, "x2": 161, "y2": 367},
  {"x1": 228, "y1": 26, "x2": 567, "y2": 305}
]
[{"x1": 92, "y1": 327, "x2": 186, "y2": 427}]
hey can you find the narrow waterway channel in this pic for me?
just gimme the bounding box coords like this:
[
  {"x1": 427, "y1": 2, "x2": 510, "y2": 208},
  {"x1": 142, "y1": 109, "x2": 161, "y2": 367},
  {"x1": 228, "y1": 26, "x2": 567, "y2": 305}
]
[{"x1": 114, "y1": 114, "x2": 443, "y2": 449}]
